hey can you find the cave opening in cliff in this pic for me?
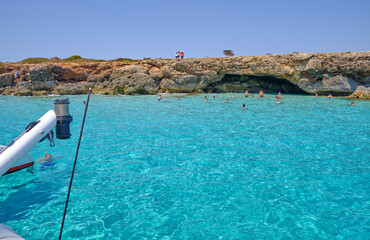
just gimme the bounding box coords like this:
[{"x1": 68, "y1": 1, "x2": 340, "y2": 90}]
[{"x1": 204, "y1": 74, "x2": 305, "y2": 94}]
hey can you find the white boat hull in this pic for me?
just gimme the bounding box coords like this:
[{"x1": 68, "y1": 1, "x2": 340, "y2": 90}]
[
  {"x1": 0, "y1": 145, "x2": 34, "y2": 175},
  {"x1": 0, "y1": 110, "x2": 56, "y2": 176}
]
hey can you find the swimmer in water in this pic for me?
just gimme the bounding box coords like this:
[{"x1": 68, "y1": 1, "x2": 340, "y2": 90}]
[
  {"x1": 242, "y1": 104, "x2": 246, "y2": 109},
  {"x1": 258, "y1": 90, "x2": 264, "y2": 98},
  {"x1": 158, "y1": 95, "x2": 162, "y2": 101},
  {"x1": 225, "y1": 98, "x2": 229, "y2": 103},
  {"x1": 212, "y1": 96, "x2": 215, "y2": 100},
  {"x1": 251, "y1": 93, "x2": 254, "y2": 97},
  {"x1": 37, "y1": 153, "x2": 55, "y2": 163},
  {"x1": 177, "y1": 96, "x2": 180, "y2": 100},
  {"x1": 277, "y1": 92, "x2": 282, "y2": 98},
  {"x1": 233, "y1": 93, "x2": 236, "y2": 98},
  {"x1": 328, "y1": 94, "x2": 333, "y2": 98},
  {"x1": 348, "y1": 101, "x2": 354, "y2": 106},
  {"x1": 165, "y1": 89, "x2": 170, "y2": 94},
  {"x1": 245, "y1": 90, "x2": 249, "y2": 97},
  {"x1": 205, "y1": 96, "x2": 208, "y2": 102},
  {"x1": 315, "y1": 94, "x2": 318, "y2": 97}
]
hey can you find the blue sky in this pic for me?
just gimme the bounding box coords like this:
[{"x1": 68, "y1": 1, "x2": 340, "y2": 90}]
[{"x1": 0, "y1": 0, "x2": 369, "y2": 62}]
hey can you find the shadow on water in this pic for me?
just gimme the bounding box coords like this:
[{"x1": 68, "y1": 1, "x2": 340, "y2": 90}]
[{"x1": 0, "y1": 169, "x2": 58, "y2": 223}]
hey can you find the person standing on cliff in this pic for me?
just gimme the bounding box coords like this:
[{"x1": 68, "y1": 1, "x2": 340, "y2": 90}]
[
  {"x1": 180, "y1": 51, "x2": 184, "y2": 60},
  {"x1": 14, "y1": 70, "x2": 20, "y2": 81}
]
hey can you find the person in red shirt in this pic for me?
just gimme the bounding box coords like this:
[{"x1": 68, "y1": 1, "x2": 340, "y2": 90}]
[{"x1": 180, "y1": 51, "x2": 184, "y2": 59}]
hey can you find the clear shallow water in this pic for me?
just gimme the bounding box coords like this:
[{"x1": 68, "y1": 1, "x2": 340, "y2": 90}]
[{"x1": 0, "y1": 93, "x2": 369, "y2": 239}]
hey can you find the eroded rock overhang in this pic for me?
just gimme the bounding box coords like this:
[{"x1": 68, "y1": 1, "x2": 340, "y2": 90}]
[{"x1": 204, "y1": 74, "x2": 305, "y2": 93}]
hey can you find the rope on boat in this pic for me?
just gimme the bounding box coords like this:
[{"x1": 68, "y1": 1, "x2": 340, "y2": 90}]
[{"x1": 59, "y1": 88, "x2": 92, "y2": 240}]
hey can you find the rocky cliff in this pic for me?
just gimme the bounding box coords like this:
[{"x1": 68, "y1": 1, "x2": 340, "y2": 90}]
[{"x1": 1, "y1": 52, "x2": 369, "y2": 99}]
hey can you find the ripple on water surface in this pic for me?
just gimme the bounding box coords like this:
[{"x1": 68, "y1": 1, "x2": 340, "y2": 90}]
[{"x1": 0, "y1": 94, "x2": 369, "y2": 239}]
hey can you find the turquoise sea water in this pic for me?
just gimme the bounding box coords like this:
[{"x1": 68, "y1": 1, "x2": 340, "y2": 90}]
[{"x1": 0, "y1": 93, "x2": 369, "y2": 239}]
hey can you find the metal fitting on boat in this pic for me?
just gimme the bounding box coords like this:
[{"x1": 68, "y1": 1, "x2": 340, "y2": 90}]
[{"x1": 54, "y1": 98, "x2": 73, "y2": 139}]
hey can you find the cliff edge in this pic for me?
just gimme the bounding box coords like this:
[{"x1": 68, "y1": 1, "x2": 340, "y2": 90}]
[{"x1": 1, "y1": 52, "x2": 369, "y2": 99}]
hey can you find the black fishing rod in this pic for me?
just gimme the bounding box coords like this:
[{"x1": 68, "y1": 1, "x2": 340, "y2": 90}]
[{"x1": 59, "y1": 88, "x2": 92, "y2": 240}]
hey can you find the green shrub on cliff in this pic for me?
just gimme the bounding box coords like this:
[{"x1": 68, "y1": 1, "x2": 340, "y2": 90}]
[
  {"x1": 49, "y1": 57, "x2": 62, "y2": 62},
  {"x1": 63, "y1": 55, "x2": 106, "y2": 62},
  {"x1": 85, "y1": 58, "x2": 105, "y2": 62},
  {"x1": 21, "y1": 57, "x2": 49, "y2": 64},
  {"x1": 111, "y1": 58, "x2": 136, "y2": 63},
  {"x1": 223, "y1": 50, "x2": 235, "y2": 57},
  {"x1": 63, "y1": 55, "x2": 83, "y2": 62}
]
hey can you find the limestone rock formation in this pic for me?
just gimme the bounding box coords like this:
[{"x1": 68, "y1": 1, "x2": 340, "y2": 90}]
[
  {"x1": 0, "y1": 73, "x2": 13, "y2": 87},
  {"x1": 55, "y1": 82, "x2": 94, "y2": 95},
  {"x1": 100, "y1": 65, "x2": 158, "y2": 95},
  {"x1": 347, "y1": 85, "x2": 370, "y2": 99},
  {"x1": 0, "y1": 52, "x2": 369, "y2": 99}
]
